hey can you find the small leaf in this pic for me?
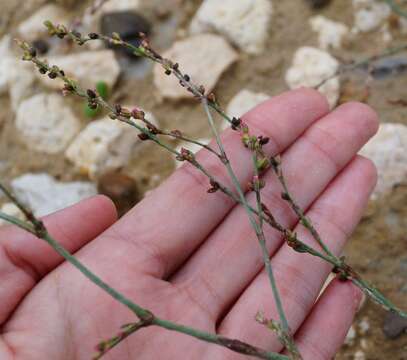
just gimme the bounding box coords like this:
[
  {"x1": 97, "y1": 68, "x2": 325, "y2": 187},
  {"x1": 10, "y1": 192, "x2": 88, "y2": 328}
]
[{"x1": 96, "y1": 81, "x2": 109, "y2": 99}]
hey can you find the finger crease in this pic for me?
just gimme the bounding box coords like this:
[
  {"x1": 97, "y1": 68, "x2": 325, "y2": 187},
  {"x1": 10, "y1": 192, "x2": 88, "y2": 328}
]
[
  {"x1": 178, "y1": 276, "x2": 220, "y2": 323},
  {"x1": 303, "y1": 128, "x2": 343, "y2": 173},
  {"x1": 307, "y1": 206, "x2": 351, "y2": 240},
  {"x1": 1, "y1": 245, "x2": 41, "y2": 283}
]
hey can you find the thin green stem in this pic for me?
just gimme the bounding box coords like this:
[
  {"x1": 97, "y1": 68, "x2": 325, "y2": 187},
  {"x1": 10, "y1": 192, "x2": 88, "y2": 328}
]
[
  {"x1": 203, "y1": 100, "x2": 300, "y2": 357},
  {"x1": 17, "y1": 34, "x2": 407, "y2": 319},
  {"x1": 251, "y1": 155, "x2": 289, "y2": 333},
  {"x1": 351, "y1": 278, "x2": 407, "y2": 317},
  {"x1": 0, "y1": 208, "x2": 289, "y2": 360},
  {"x1": 251, "y1": 155, "x2": 300, "y2": 358},
  {"x1": 271, "y1": 163, "x2": 334, "y2": 258},
  {"x1": 315, "y1": 43, "x2": 407, "y2": 89},
  {"x1": 202, "y1": 100, "x2": 259, "y2": 233}
]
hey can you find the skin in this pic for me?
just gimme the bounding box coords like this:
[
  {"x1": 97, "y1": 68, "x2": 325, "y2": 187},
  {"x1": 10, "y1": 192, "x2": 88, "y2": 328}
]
[{"x1": 0, "y1": 89, "x2": 379, "y2": 360}]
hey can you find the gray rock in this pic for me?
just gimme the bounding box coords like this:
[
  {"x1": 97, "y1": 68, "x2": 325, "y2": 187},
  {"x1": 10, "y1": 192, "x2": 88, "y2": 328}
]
[
  {"x1": 305, "y1": 0, "x2": 332, "y2": 9},
  {"x1": 370, "y1": 56, "x2": 407, "y2": 79},
  {"x1": 32, "y1": 39, "x2": 50, "y2": 55},
  {"x1": 101, "y1": 11, "x2": 151, "y2": 58},
  {"x1": 82, "y1": 0, "x2": 141, "y2": 34},
  {"x1": 383, "y1": 311, "x2": 407, "y2": 339}
]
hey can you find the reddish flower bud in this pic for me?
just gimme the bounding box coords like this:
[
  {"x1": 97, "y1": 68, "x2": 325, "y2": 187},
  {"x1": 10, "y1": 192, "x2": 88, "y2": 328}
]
[{"x1": 138, "y1": 133, "x2": 150, "y2": 141}]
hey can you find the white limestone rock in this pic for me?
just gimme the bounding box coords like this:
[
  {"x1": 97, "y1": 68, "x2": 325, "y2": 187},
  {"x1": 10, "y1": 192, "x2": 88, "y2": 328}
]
[
  {"x1": 0, "y1": 36, "x2": 13, "y2": 95},
  {"x1": 285, "y1": 46, "x2": 340, "y2": 109},
  {"x1": 360, "y1": 123, "x2": 407, "y2": 198},
  {"x1": 8, "y1": 62, "x2": 38, "y2": 112},
  {"x1": 66, "y1": 112, "x2": 157, "y2": 178},
  {"x1": 190, "y1": 0, "x2": 272, "y2": 55},
  {"x1": 359, "y1": 317, "x2": 370, "y2": 335},
  {"x1": 0, "y1": 35, "x2": 37, "y2": 106},
  {"x1": 354, "y1": 350, "x2": 366, "y2": 360},
  {"x1": 16, "y1": 93, "x2": 81, "y2": 154},
  {"x1": 0, "y1": 203, "x2": 25, "y2": 227},
  {"x1": 227, "y1": 89, "x2": 269, "y2": 118},
  {"x1": 98, "y1": 0, "x2": 140, "y2": 13},
  {"x1": 379, "y1": 23, "x2": 393, "y2": 43},
  {"x1": 37, "y1": 50, "x2": 120, "y2": 91},
  {"x1": 175, "y1": 138, "x2": 211, "y2": 168},
  {"x1": 352, "y1": 0, "x2": 391, "y2": 33},
  {"x1": 154, "y1": 34, "x2": 237, "y2": 99},
  {"x1": 345, "y1": 325, "x2": 356, "y2": 346},
  {"x1": 10, "y1": 173, "x2": 97, "y2": 217},
  {"x1": 221, "y1": 89, "x2": 269, "y2": 130},
  {"x1": 309, "y1": 15, "x2": 349, "y2": 50},
  {"x1": 18, "y1": 4, "x2": 71, "y2": 41}
]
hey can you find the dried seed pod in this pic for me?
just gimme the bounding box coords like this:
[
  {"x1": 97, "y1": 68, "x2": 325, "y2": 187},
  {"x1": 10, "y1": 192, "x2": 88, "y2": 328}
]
[
  {"x1": 258, "y1": 136, "x2": 270, "y2": 146},
  {"x1": 115, "y1": 104, "x2": 122, "y2": 114},
  {"x1": 231, "y1": 117, "x2": 241, "y2": 130},
  {"x1": 88, "y1": 33, "x2": 99, "y2": 40},
  {"x1": 207, "y1": 179, "x2": 220, "y2": 193},
  {"x1": 281, "y1": 192, "x2": 290, "y2": 201},
  {"x1": 87, "y1": 89, "x2": 97, "y2": 98},
  {"x1": 138, "y1": 133, "x2": 150, "y2": 141}
]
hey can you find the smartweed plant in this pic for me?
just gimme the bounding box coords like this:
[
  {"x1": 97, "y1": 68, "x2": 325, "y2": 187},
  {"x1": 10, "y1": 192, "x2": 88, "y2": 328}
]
[{"x1": 1, "y1": 12, "x2": 406, "y2": 360}]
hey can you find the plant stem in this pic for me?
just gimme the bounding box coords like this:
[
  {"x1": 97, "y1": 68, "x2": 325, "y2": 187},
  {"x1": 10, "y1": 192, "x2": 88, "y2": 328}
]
[
  {"x1": 270, "y1": 161, "x2": 334, "y2": 258},
  {"x1": 251, "y1": 154, "x2": 301, "y2": 359},
  {"x1": 0, "y1": 200, "x2": 288, "y2": 360},
  {"x1": 315, "y1": 43, "x2": 407, "y2": 89},
  {"x1": 202, "y1": 101, "x2": 301, "y2": 358},
  {"x1": 16, "y1": 34, "x2": 407, "y2": 319}
]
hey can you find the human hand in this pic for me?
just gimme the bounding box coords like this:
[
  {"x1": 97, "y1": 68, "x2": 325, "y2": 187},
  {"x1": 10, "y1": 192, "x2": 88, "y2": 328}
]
[{"x1": 0, "y1": 89, "x2": 379, "y2": 359}]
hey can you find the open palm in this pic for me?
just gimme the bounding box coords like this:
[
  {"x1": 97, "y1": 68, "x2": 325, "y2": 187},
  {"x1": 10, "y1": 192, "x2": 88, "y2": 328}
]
[{"x1": 0, "y1": 89, "x2": 378, "y2": 360}]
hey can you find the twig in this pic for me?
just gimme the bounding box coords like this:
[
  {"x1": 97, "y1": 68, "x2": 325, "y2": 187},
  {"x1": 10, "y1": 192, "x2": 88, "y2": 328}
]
[
  {"x1": 251, "y1": 153, "x2": 301, "y2": 359},
  {"x1": 270, "y1": 159, "x2": 334, "y2": 258},
  {"x1": 314, "y1": 43, "x2": 407, "y2": 89},
  {"x1": 202, "y1": 100, "x2": 300, "y2": 358},
  {"x1": 93, "y1": 322, "x2": 148, "y2": 359},
  {"x1": 18, "y1": 32, "x2": 407, "y2": 319},
  {"x1": 0, "y1": 184, "x2": 289, "y2": 360}
]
